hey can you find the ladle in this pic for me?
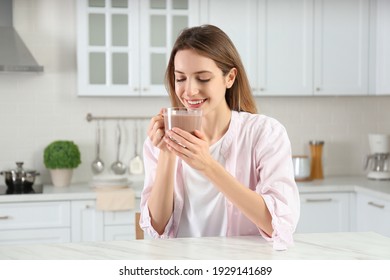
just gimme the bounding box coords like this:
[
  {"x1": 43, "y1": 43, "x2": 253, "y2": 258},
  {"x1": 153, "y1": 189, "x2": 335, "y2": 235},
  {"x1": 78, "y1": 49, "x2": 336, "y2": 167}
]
[
  {"x1": 111, "y1": 122, "x2": 127, "y2": 175},
  {"x1": 91, "y1": 121, "x2": 105, "y2": 174}
]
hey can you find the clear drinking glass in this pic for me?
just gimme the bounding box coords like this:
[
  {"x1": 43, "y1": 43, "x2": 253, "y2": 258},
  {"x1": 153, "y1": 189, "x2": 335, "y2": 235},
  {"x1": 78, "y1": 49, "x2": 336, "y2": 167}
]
[{"x1": 163, "y1": 107, "x2": 202, "y2": 135}]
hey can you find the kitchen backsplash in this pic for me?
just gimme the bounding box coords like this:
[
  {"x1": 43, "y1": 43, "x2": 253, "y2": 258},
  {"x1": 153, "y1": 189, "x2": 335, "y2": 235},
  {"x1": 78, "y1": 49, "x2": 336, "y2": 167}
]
[{"x1": 0, "y1": 0, "x2": 389, "y2": 184}]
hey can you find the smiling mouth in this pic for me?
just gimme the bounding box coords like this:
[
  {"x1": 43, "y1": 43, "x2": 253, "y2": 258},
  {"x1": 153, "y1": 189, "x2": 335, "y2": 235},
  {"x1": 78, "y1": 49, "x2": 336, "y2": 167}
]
[{"x1": 187, "y1": 99, "x2": 206, "y2": 106}]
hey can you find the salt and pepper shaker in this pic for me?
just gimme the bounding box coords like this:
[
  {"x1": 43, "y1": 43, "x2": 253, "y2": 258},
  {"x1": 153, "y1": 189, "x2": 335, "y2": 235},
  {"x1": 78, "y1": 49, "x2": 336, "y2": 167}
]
[{"x1": 309, "y1": 141, "x2": 325, "y2": 179}]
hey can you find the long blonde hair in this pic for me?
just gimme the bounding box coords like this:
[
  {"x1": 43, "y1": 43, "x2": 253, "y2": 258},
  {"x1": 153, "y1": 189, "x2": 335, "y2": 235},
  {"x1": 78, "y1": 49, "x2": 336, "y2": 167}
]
[{"x1": 165, "y1": 24, "x2": 257, "y2": 114}]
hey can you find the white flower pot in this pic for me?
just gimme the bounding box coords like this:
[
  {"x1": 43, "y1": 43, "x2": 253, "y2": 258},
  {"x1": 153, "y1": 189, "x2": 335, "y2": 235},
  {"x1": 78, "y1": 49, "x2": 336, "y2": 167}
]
[{"x1": 50, "y1": 169, "x2": 73, "y2": 187}]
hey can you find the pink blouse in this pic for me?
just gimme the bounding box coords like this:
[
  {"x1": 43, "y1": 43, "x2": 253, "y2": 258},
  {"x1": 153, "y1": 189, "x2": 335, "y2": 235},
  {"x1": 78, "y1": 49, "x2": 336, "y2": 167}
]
[{"x1": 140, "y1": 111, "x2": 300, "y2": 250}]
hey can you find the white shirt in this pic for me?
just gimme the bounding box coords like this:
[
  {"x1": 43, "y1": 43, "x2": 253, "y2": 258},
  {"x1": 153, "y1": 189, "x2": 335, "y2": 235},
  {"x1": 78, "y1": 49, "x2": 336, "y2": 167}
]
[{"x1": 177, "y1": 136, "x2": 227, "y2": 237}]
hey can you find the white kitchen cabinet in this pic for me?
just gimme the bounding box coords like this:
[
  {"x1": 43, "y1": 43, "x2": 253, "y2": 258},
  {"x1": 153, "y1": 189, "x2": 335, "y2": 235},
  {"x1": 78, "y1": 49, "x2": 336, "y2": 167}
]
[
  {"x1": 313, "y1": 0, "x2": 370, "y2": 96},
  {"x1": 370, "y1": 0, "x2": 390, "y2": 95},
  {"x1": 103, "y1": 209, "x2": 134, "y2": 241},
  {"x1": 71, "y1": 200, "x2": 104, "y2": 242},
  {"x1": 356, "y1": 193, "x2": 390, "y2": 237},
  {"x1": 256, "y1": 0, "x2": 314, "y2": 96},
  {"x1": 296, "y1": 192, "x2": 352, "y2": 233},
  {"x1": 77, "y1": 0, "x2": 200, "y2": 96},
  {"x1": 199, "y1": 0, "x2": 258, "y2": 93},
  {"x1": 0, "y1": 201, "x2": 71, "y2": 245},
  {"x1": 71, "y1": 198, "x2": 141, "y2": 242},
  {"x1": 202, "y1": 0, "x2": 370, "y2": 96},
  {"x1": 102, "y1": 198, "x2": 142, "y2": 241}
]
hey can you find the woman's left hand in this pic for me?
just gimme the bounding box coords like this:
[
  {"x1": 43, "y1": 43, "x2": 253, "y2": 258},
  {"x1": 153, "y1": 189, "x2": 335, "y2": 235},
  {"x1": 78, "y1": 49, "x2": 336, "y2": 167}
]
[{"x1": 164, "y1": 128, "x2": 212, "y2": 171}]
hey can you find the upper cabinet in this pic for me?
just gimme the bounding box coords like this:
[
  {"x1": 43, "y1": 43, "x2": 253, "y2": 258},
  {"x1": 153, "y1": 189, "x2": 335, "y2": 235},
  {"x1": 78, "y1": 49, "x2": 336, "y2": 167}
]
[
  {"x1": 202, "y1": 0, "x2": 371, "y2": 96},
  {"x1": 77, "y1": 0, "x2": 199, "y2": 96},
  {"x1": 313, "y1": 0, "x2": 370, "y2": 96},
  {"x1": 77, "y1": 0, "x2": 388, "y2": 97},
  {"x1": 371, "y1": 0, "x2": 390, "y2": 95},
  {"x1": 257, "y1": 0, "x2": 314, "y2": 96}
]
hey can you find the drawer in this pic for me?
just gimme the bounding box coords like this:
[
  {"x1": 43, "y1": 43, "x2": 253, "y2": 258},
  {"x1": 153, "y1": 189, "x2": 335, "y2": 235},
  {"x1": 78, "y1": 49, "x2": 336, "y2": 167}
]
[
  {"x1": 0, "y1": 201, "x2": 70, "y2": 230},
  {"x1": 104, "y1": 225, "x2": 134, "y2": 241},
  {"x1": 0, "y1": 228, "x2": 71, "y2": 245},
  {"x1": 104, "y1": 210, "x2": 134, "y2": 225}
]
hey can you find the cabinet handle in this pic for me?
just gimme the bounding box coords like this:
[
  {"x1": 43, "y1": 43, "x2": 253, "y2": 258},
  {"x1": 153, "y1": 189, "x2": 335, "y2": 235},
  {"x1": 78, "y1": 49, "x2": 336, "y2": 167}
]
[
  {"x1": 133, "y1": 87, "x2": 139, "y2": 91},
  {"x1": 85, "y1": 205, "x2": 94, "y2": 209},
  {"x1": 306, "y1": 198, "x2": 332, "y2": 203},
  {"x1": 316, "y1": 87, "x2": 321, "y2": 91},
  {"x1": 259, "y1": 88, "x2": 265, "y2": 91},
  {"x1": 0, "y1": 215, "x2": 11, "y2": 220},
  {"x1": 142, "y1": 87, "x2": 149, "y2": 91},
  {"x1": 368, "y1": 201, "x2": 385, "y2": 209}
]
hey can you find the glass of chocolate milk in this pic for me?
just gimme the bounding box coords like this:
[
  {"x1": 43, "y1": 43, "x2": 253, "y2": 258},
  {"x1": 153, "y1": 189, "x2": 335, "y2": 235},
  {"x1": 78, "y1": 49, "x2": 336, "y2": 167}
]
[{"x1": 163, "y1": 107, "x2": 202, "y2": 135}]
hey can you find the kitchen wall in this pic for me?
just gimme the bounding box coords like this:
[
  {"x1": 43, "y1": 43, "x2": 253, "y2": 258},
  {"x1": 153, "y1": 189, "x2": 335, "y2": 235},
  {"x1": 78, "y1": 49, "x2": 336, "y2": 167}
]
[{"x1": 1, "y1": 0, "x2": 389, "y2": 184}]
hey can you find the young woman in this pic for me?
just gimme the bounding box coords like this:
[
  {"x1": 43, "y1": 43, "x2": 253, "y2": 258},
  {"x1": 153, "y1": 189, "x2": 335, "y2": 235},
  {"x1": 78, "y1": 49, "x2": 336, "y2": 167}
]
[{"x1": 140, "y1": 24, "x2": 300, "y2": 250}]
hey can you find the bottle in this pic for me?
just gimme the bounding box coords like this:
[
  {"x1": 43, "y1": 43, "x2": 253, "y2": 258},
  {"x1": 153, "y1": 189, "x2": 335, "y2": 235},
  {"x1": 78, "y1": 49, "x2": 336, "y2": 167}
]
[{"x1": 309, "y1": 141, "x2": 324, "y2": 179}]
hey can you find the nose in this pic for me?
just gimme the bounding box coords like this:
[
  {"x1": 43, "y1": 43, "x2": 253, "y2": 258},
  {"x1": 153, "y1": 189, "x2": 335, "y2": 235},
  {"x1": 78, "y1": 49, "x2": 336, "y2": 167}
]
[{"x1": 185, "y1": 79, "x2": 199, "y2": 97}]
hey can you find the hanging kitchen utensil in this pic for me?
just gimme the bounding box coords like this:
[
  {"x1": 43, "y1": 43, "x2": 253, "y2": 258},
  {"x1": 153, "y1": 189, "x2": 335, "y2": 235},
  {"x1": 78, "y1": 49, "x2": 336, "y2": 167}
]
[
  {"x1": 91, "y1": 120, "x2": 105, "y2": 174},
  {"x1": 129, "y1": 120, "x2": 144, "y2": 175},
  {"x1": 111, "y1": 122, "x2": 127, "y2": 175}
]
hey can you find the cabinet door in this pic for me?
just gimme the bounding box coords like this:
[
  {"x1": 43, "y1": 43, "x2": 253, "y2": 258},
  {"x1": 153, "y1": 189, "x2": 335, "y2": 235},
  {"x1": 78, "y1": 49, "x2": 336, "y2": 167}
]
[
  {"x1": 314, "y1": 0, "x2": 370, "y2": 95},
  {"x1": 257, "y1": 0, "x2": 314, "y2": 96},
  {"x1": 139, "y1": 0, "x2": 200, "y2": 96},
  {"x1": 71, "y1": 200, "x2": 104, "y2": 242},
  {"x1": 200, "y1": 0, "x2": 257, "y2": 92},
  {"x1": 356, "y1": 193, "x2": 390, "y2": 237},
  {"x1": 296, "y1": 192, "x2": 351, "y2": 233},
  {"x1": 372, "y1": 0, "x2": 390, "y2": 95},
  {"x1": 77, "y1": 0, "x2": 140, "y2": 96}
]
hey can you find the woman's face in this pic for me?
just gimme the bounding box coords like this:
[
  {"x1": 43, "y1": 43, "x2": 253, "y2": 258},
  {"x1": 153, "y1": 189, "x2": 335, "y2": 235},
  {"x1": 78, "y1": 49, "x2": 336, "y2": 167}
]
[{"x1": 173, "y1": 49, "x2": 235, "y2": 115}]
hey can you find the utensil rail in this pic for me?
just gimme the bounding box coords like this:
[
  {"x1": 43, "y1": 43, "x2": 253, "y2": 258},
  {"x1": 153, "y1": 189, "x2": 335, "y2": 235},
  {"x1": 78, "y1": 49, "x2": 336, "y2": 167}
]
[{"x1": 86, "y1": 113, "x2": 151, "y2": 122}]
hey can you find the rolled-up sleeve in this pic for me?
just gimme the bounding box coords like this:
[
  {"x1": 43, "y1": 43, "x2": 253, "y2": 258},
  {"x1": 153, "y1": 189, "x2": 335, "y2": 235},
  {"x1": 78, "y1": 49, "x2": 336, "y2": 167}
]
[{"x1": 255, "y1": 121, "x2": 300, "y2": 250}]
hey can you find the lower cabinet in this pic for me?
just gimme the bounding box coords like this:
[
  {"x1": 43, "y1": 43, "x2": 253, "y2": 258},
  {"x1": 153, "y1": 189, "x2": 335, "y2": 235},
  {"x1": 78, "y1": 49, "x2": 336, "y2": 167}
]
[
  {"x1": 356, "y1": 193, "x2": 390, "y2": 237},
  {"x1": 296, "y1": 192, "x2": 352, "y2": 233},
  {"x1": 0, "y1": 201, "x2": 71, "y2": 245},
  {"x1": 71, "y1": 200, "x2": 104, "y2": 242},
  {"x1": 0, "y1": 199, "x2": 139, "y2": 245},
  {"x1": 71, "y1": 200, "x2": 140, "y2": 242},
  {"x1": 103, "y1": 209, "x2": 136, "y2": 241}
]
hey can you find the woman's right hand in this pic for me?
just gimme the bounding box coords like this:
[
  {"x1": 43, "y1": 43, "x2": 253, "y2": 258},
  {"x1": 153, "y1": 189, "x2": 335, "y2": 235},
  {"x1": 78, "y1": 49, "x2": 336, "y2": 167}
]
[{"x1": 147, "y1": 108, "x2": 168, "y2": 150}]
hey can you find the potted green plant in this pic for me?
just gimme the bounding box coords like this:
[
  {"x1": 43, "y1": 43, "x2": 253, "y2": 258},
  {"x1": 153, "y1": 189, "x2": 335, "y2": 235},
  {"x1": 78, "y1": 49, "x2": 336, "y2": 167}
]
[{"x1": 44, "y1": 140, "x2": 81, "y2": 187}]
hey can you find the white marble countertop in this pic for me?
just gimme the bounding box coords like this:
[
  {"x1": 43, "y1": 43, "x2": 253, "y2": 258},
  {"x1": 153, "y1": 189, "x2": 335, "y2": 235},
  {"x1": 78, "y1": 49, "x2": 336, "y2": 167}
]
[
  {"x1": 0, "y1": 232, "x2": 389, "y2": 260},
  {"x1": 1, "y1": 176, "x2": 389, "y2": 203}
]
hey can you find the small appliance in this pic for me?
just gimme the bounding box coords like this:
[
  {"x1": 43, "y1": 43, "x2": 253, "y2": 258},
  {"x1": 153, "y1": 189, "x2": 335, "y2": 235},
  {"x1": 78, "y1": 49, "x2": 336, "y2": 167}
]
[{"x1": 364, "y1": 134, "x2": 390, "y2": 180}]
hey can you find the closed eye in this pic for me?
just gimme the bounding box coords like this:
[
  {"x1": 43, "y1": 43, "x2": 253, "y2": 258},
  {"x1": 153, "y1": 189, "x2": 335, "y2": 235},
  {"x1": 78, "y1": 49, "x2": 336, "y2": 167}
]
[{"x1": 175, "y1": 78, "x2": 186, "y2": 83}]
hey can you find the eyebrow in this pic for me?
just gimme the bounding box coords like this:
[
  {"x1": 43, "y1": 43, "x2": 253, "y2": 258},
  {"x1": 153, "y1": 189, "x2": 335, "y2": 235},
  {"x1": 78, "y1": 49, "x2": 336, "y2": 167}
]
[{"x1": 174, "y1": 70, "x2": 213, "y2": 75}]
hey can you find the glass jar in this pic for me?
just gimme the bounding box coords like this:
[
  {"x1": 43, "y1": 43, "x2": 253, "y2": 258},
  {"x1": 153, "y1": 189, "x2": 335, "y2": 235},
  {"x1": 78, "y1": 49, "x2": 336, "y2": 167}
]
[{"x1": 309, "y1": 141, "x2": 325, "y2": 179}]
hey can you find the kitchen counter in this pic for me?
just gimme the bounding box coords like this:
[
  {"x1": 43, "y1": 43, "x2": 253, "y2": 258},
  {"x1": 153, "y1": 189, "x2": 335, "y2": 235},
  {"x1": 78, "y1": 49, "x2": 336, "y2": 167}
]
[
  {"x1": 1, "y1": 176, "x2": 389, "y2": 203},
  {"x1": 0, "y1": 232, "x2": 389, "y2": 259},
  {"x1": 296, "y1": 176, "x2": 390, "y2": 199},
  {"x1": 0, "y1": 176, "x2": 145, "y2": 202}
]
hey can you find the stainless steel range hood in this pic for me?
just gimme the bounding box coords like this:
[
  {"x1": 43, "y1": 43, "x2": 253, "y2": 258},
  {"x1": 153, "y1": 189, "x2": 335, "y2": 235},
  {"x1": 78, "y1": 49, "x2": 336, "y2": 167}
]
[{"x1": 0, "y1": 0, "x2": 43, "y2": 72}]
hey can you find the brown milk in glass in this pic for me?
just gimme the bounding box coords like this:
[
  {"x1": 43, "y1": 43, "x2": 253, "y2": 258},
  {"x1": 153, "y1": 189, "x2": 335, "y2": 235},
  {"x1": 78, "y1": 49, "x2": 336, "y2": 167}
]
[{"x1": 163, "y1": 108, "x2": 202, "y2": 135}]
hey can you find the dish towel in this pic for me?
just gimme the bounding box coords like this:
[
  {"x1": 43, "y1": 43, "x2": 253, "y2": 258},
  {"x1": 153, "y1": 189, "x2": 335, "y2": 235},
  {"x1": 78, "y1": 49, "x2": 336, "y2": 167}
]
[{"x1": 95, "y1": 188, "x2": 135, "y2": 211}]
